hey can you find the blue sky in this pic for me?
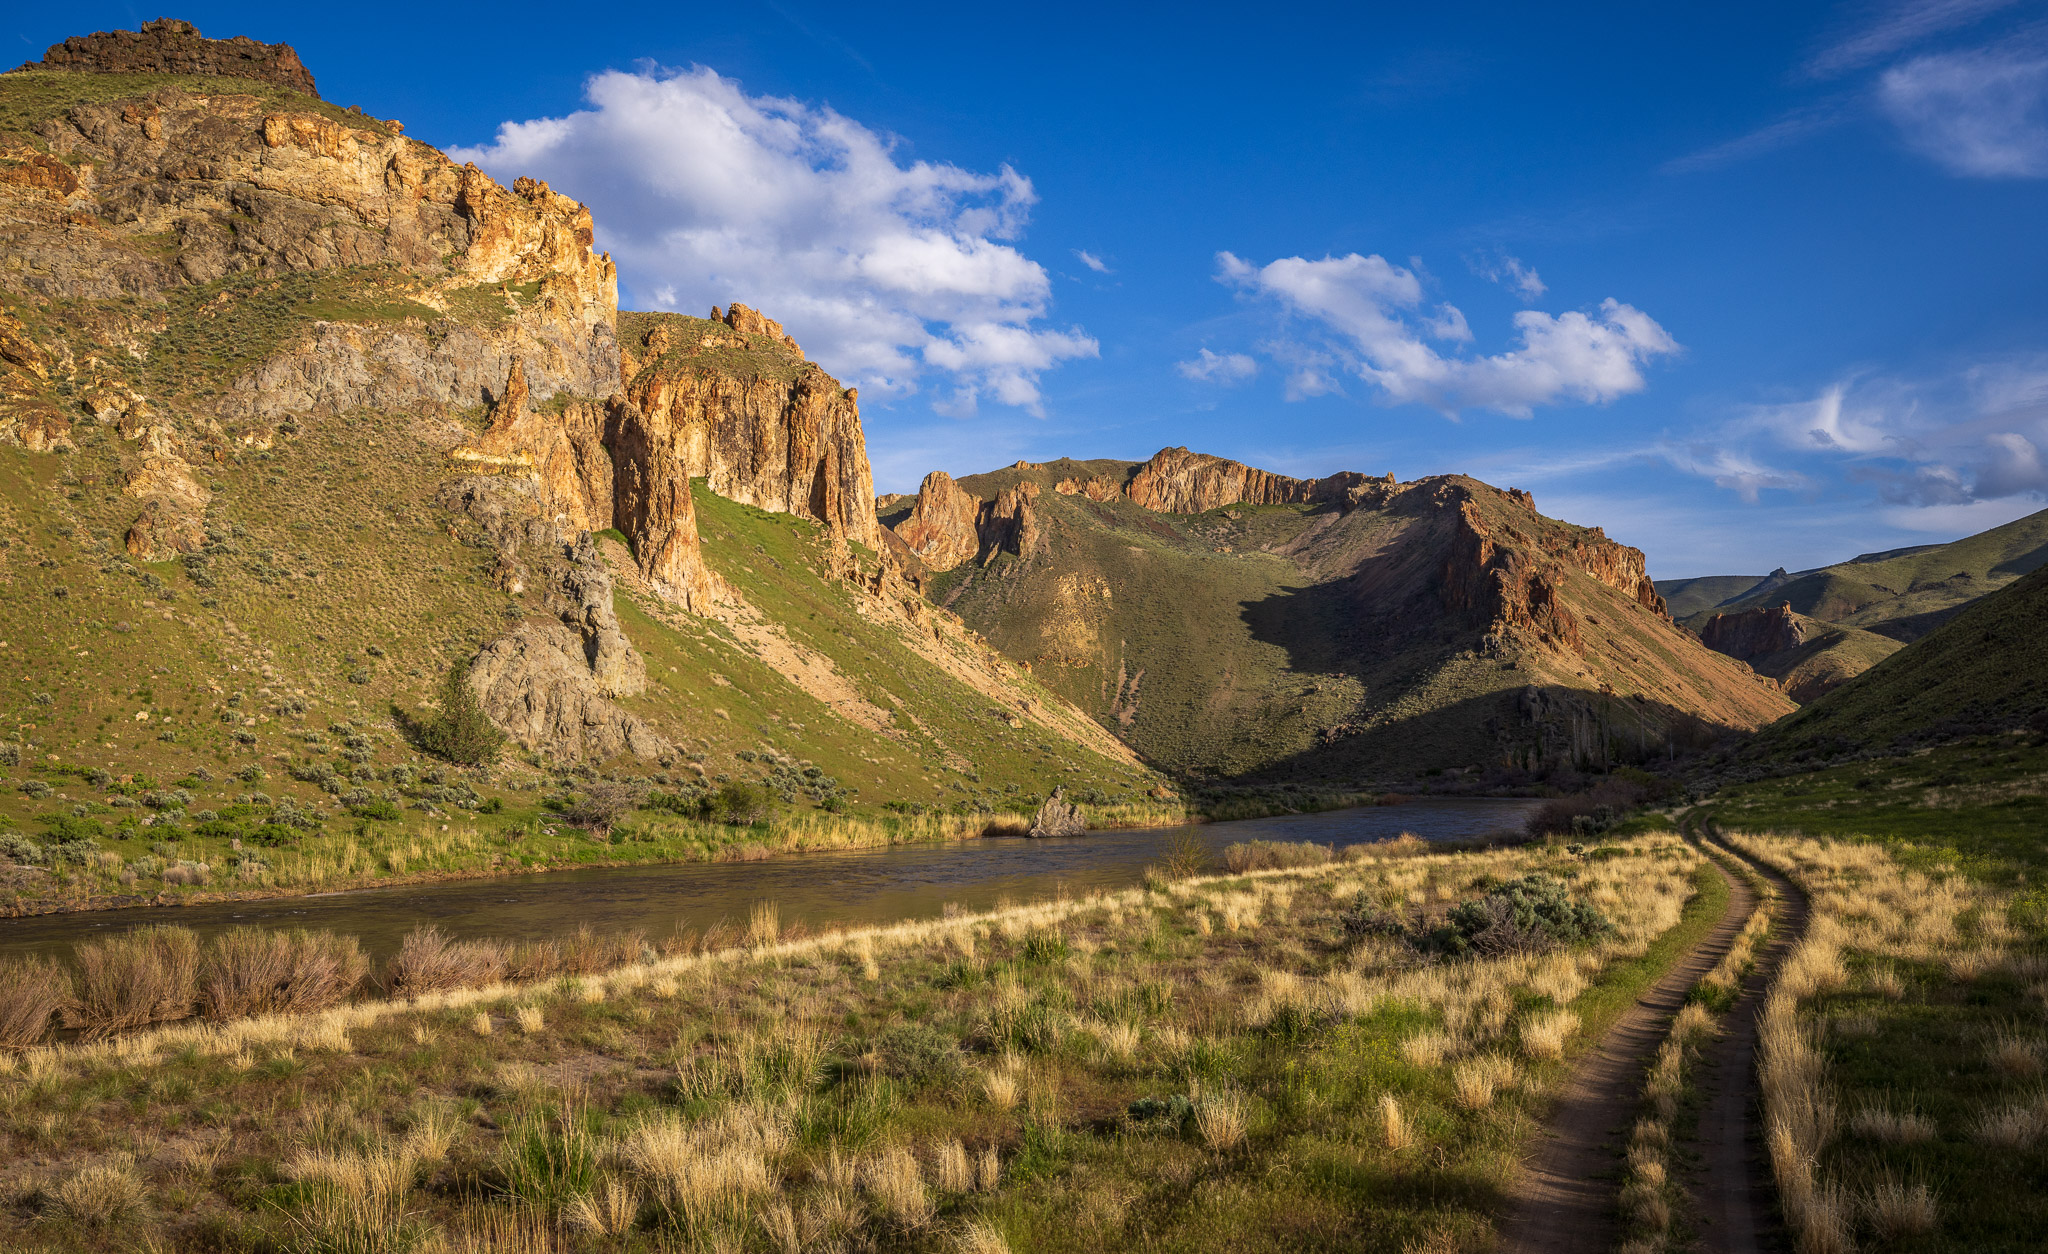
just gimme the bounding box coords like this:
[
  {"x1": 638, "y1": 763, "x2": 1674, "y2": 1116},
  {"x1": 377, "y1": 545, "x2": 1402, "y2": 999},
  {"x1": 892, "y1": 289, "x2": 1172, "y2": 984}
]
[{"x1": 22, "y1": 2, "x2": 2048, "y2": 575}]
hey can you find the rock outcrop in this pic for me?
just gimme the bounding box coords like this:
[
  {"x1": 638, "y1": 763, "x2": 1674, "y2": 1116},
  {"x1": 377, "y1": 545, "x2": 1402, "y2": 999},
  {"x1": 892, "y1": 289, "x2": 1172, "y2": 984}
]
[
  {"x1": 468, "y1": 624, "x2": 668, "y2": 763},
  {"x1": 1053, "y1": 447, "x2": 1387, "y2": 515},
  {"x1": 617, "y1": 310, "x2": 876, "y2": 549},
  {"x1": 1698, "y1": 603, "x2": 1807, "y2": 662},
  {"x1": 892, "y1": 473, "x2": 1046, "y2": 572},
  {"x1": 21, "y1": 19, "x2": 320, "y2": 97},
  {"x1": 1027, "y1": 787, "x2": 1088, "y2": 838},
  {"x1": 895, "y1": 471, "x2": 983, "y2": 569},
  {"x1": 449, "y1": 359, "x2": 614, "y2": 536}
]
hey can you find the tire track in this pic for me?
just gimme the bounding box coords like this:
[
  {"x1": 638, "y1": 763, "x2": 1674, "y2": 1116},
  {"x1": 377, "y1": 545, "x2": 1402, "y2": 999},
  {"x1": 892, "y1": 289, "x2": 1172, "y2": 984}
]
[{"x1": 1498, "y1": 850, "x2": 1754, "y2": 1254}]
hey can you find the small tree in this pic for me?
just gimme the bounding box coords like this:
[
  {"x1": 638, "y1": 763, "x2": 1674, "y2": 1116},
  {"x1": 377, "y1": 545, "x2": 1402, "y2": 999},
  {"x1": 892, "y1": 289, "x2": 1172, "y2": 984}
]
[{"x1": 408, "y1": 662, "x2": 504, "y2": 767}]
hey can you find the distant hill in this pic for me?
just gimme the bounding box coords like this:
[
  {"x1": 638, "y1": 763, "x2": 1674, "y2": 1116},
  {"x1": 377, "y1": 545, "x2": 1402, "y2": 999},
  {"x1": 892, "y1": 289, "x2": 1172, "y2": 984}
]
[
  {"x1": 1658, "y1": 574, "x2": 1770, "y2": 619},
  {"x1": 1750, "y1": 561, "x2": 2048, "y2": 757},
  {"x1": 886, "y1": 449, "x2": 1793, "y2": 782},
  {"x1": 1671, "y1": 508, "x2": 2048, "y2": 640}
]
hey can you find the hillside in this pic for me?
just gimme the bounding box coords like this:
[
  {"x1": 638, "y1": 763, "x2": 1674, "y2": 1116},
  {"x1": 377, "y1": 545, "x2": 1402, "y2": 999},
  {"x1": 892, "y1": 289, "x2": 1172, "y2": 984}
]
[
  {"x1": 0, "y1": 20, "x2": 1164, "y2": 908},
  {"x1": 1668, "y1": 508, "x2": 2048, "y2": 640},
  {"x1": 884, "y1": 449, "x2": 1793, "y2": 782},
  {"x1": 1746, "y1": 561, "x2": 2048, "y2": 758},
  {"x1": 1691, "y1": 602, "x2": 1902, "y2": 702}
]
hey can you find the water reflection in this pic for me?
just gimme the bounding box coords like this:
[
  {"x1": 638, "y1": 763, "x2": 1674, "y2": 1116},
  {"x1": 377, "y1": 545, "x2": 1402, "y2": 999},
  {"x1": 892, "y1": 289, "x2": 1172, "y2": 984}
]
[{"x1": 0, "y1": 800, "x2": 1537, "y2": 961}]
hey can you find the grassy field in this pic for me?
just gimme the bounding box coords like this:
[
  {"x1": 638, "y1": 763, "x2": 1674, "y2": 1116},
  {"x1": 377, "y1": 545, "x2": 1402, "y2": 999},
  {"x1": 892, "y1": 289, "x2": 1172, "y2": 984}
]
[
  {"x1": 1731, "y1": 831, "x2": 2047, "y2": 1254},
  {"x1": 0, "y1": 834, "x2": 1713, "y2": 1252}
]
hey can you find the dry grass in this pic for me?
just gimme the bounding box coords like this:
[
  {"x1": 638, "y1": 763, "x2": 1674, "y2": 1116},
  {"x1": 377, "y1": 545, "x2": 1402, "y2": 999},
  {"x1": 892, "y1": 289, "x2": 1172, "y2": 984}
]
[
  {"x1": 1517, "y1": 1009, "x2": 1577, "y2": 1062},
  {"x1": 0, "y1": 954, "x2": 72, "y2": 1049},
  {"x1": 1848, "y1": 1100, "x2": 1938, "y2": 1144},
  {"x1": 0, "y1": 834, "x2": 1715, "y2": 1252},
  {"x1": 1860, "y1": 1172, "x2": 1937, "y2": 1238},
  {"x1": 49, "y1": 1155, "x2": 148, "y2": 1229},
  {"x1": 197, "y1": 927, "x2": 369, "y2": 1020},
  {"x1": 67, "y1": 925, "x2": 201, "y2": 1037},
  {"x1": 384, "y1": 926, "x2": 508, "y2": 997},
  {"x1": 1222, "y1": 840, "x2": 1333, "y2": 873}
]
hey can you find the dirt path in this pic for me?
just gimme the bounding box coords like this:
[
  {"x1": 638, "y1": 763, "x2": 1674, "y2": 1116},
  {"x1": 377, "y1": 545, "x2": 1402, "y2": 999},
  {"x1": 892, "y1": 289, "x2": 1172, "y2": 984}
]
[
  {"x1": 1684, "y1": 840, "x2": 1809, "y2": 1254},
  {"x1": 1497, "y1": 853, "x2": 1755, "y2": 1254}
]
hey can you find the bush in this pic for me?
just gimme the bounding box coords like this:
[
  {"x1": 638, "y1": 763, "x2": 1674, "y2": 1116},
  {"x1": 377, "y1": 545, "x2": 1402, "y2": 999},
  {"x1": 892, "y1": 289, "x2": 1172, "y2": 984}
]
[
  {"x1": 0, "y1": 955, "x2": 73, "y2": 1048},
  {"x1": 383, "y1": 925, "x2": 507, "y2": 997},
  {"x1": 873, "y1": 1022, "x2": 964, "y2": 1086},
  {"x1": 1222, "y1": 840, "x2": 1333, "y2": 872},
  {"x1": 68, "y1": 926, "x2": 201, "y2": 1036},
  {"x1": 705, "y1": 780, "x2": 771, "y2": 825},
  {"x1": 199, "y1": 928, "x2": 369, "y2": 1019},
  {"x1": 352, "y1": 798, "x2": 401, "y2": 821},
  {"x1": 561, "y1": 782, "x2": 638, "y2": 833},
  {"x1": 401, "y1": 662, "x2": 505, "y2": 767},
  {"x1": 1418, "y1": 875, "x2": 1613, "y2": 958},
  {"x1": 0, "y1": 832, "x2": 45, "y2": 865}
]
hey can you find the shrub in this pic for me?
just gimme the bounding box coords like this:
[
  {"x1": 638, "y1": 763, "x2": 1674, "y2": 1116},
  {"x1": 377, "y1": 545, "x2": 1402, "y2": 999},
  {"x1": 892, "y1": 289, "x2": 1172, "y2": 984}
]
[
  {"x1": 561, "y1": 782, "x2": 638, "y2": 833},
  {"x1": 0, "y1": 832, "x2": 45, "y2": 865},
  {"x1": 383, "y1": 925, "x2": 507, "y2": 997},
  {"x1": 705, "y1": 780, "x2": 771, "y2": 824},
  {"x1": 68, "y1": 926, "x2": 201, "y2": 1036},
  {"x1": 199, "y1": 928, "x2": 370, "y2": 1019},
  {"x1": 401, "y1": 662, "x2": 505, "y2": 767},
  {"x1": 1222, "y1": 840, "x2": 1333, "y2": 872},
  {"x1": 874, "y1": 1022, "x2": 964, "y2": 1086},
  {"x1": 1418, "y1": 876, "x2": 1614, "y2": 958},
  {"x1": 0, "y1": 955, "x2": 73, "y2": 1048},
  {"x1": 353, "y1": 798, "x2": 401, "y2": 821}
]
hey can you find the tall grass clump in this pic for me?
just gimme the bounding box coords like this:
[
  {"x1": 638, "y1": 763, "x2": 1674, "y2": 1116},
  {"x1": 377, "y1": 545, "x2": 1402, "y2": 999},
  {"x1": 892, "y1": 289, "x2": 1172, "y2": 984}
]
[
  {"x1": 199, "y1": 927, "x2": 370, "y2": 1019},
  {"x1": 383, "y1": 926, "x2": 507, "y2": 997},
  {"x1": 0, "y1": 954, "x2": 73, "y2": 1048},
  {"x1": 68, "y1": 925, "x2": 200, "y2": 1036}
]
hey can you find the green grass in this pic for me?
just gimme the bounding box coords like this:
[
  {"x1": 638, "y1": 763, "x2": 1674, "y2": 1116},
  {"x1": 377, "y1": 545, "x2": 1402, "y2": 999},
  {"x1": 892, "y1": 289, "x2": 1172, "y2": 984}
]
[{"x1": 1694, "y1": 737, "x2": 2048, "y2": 886}]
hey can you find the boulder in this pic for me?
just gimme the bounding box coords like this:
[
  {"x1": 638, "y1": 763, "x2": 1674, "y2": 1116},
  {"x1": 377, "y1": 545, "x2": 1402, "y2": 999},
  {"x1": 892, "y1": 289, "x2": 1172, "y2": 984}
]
[{"x1": 1028, "y1": 787, "x2": 1088, "y2": 838}]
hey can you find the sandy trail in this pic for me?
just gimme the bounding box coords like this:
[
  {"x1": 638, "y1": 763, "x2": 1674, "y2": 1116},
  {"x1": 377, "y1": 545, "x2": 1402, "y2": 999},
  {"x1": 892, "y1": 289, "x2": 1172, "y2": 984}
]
[{"x1": 1497, "y1": 853, "x2": 1755, "y2": 1254}]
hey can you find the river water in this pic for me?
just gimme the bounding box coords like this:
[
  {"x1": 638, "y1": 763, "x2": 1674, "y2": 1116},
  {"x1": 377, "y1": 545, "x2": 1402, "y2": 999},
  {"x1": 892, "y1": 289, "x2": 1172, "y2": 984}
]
[{"x1": 0, "y1": 799, "x2": 1538, "y2": 962}]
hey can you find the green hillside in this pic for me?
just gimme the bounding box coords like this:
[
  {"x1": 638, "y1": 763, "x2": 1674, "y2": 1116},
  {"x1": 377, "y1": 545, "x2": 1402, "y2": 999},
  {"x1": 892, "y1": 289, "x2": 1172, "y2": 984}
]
[
  {"x1": 1749, "y1": 561, "x2": 2048, "y2": 757},
  {"x1": 1684, "y1": 508, "x2": 2048, "y2": 640},
  {"x1": 1655, "y1": 574, "x2": 1766, "y2": 618}
]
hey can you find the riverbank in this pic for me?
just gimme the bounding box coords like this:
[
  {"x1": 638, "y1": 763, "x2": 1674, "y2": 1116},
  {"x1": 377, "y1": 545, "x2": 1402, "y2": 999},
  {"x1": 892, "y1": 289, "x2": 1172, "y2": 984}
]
[
  {"x1": 0, "y1": 800, "x2": 1196, "y2": 919},
  {"x1": 0, "y1": 833, "x2": 1706, "y2": 1254}
]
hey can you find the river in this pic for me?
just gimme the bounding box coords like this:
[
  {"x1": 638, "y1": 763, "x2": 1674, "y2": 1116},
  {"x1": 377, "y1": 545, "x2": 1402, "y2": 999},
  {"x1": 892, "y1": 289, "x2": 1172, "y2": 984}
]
[{"x1": 0, "y1": 799, "x2": 1539, "y2": 962}]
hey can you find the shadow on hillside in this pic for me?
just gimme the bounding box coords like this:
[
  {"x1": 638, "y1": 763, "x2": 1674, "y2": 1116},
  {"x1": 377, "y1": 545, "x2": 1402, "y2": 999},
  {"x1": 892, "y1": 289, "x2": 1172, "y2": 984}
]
[{"x1": 1193, "y1": 682, "x2": 1741, "y2": 789}]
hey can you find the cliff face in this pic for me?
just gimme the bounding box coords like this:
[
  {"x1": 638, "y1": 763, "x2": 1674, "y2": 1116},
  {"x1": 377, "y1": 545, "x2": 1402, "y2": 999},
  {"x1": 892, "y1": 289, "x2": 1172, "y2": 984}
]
[
  {"x1": 21, "y1": 18, "x2": 320, "y2": 97},
  {"x1": 894, "y1": 471, "x2": 1045, "y2": 572},
  {"x1": 1699, "y1": 603, "x2": 1807, "y2": 661},
  {"x1": 617, "y1": 308, "x2": 877, "y2": 550},
  {"x1": 1053, "y1": 447, "x2": 1387, "y2": 515}
]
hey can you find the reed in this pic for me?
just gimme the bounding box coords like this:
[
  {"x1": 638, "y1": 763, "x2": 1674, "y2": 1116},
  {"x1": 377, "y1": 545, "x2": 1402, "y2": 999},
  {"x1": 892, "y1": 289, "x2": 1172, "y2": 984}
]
[{"x1": 68, "y1": 925, "x2": 200, "y2": 1037}]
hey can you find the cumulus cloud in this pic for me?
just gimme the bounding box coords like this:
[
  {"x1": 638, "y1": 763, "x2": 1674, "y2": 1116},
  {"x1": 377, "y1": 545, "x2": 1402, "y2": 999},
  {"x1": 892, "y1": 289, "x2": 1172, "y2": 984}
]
[
  {"x1": 1072, "y1": 249, "x2": 1111, "y2": 273},
  {"x1": 448, "y1": 66, "x2": 1095, "y2": 414},
  {"x1": 1468, "y1": 252, "x2": 1547, "y2": 298},
  {"x1": 1176, "y1": 348, "x2": 1258, "y2": 384},
  {"x1": 1215, "y1": 251, "x2": 1677, "y2": 416},
  {"x1": 1879, "y1": 44, "x2": 2048, "y2": 176}
]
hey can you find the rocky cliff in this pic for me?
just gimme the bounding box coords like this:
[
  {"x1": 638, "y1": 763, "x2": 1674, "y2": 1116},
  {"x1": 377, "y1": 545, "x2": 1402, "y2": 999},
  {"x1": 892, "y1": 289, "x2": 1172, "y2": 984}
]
[
  {"x1": 1052, "y1": 446, "x2": 1385, "y2": 514},
  {"x1": 20, "y1": 18, "x2": 320, "y2": 97},
  {"x1": 1694, "y1": 602, "x2": 1902, "y2": 703},
  {"x1": 617, "y1": 308, "x2": 877, "y2": 550},
  {"x1": 894, "y1": 470, "x2": 1045, "y2": 571},
  {"x1": 1698, "y1": 603, "x2": 1807, "y2": 661},
  {"x1": 0, "y1": 24, "x2": 1155, "y2": 804}
]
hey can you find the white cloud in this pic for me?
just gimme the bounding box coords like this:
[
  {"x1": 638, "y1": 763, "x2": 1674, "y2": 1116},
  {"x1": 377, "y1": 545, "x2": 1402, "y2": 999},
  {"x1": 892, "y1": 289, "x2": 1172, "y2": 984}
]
[
  {"x1": 1176, "y1": 348, "x2": 1258, "y2": 384},
  {"x1": 1469, "y1": 252, "x2": 1547, "y2": 298},
  {"x1": 1073, "y1": 249, "x2": 1111, "y2": 273},
  {"x1": 1880, "y1": 494, "x2": 2046, "y2": 532},
  {"x1": 448, "y1": 65, "x2": 1096, "y2": 413},
  {"x1": 1804, "y1": 0, "x2": 2019, "y2": 79},
  {"x1": 1216, "y1": 251, "x2": 1677, "y2": 416},
  {"x1": 1879, "y1": 44, "x2": 2048, "y2": 176},
  {"x1": 1730, "y1": 358, "x2": 2048, "y2": 507},
  {"x1": 1663, "y1": 103, "x2": 1850, "y2": 174},
  {"x1": 1658, "y1": 443, "x2": 1812, "y2": 503}
]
